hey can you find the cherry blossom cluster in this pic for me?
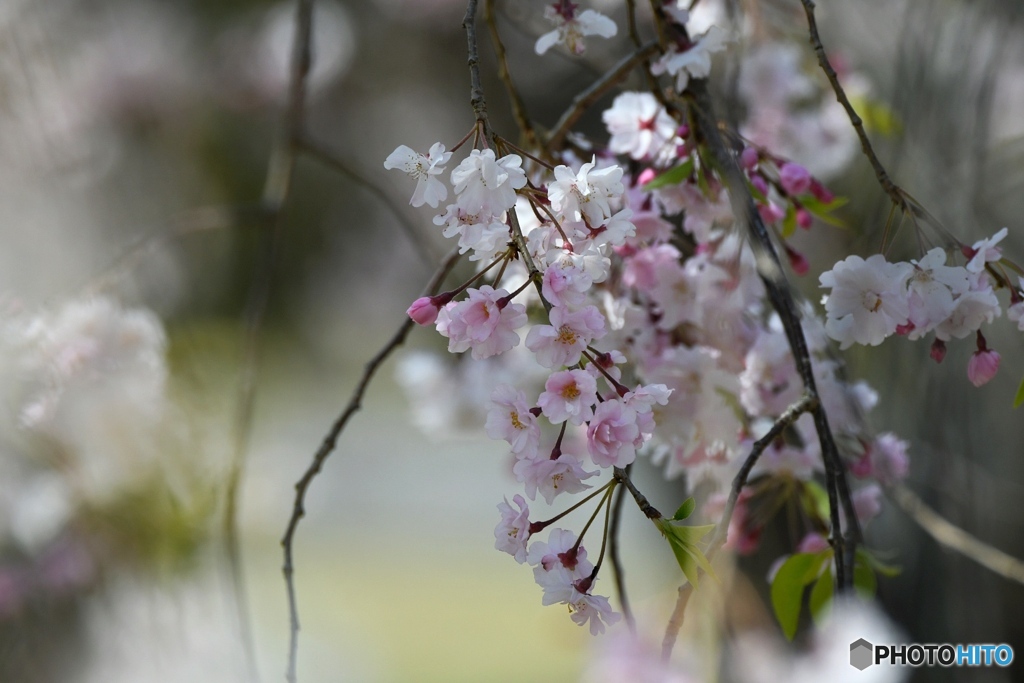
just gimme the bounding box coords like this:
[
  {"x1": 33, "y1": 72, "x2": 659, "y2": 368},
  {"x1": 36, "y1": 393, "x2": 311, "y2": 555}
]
[
  {"x1": 387, "y1": 4, "x2": 928, "y2": 638},
  {"x1": 818, "y1": 228, "x2": 1020, "y2": 386}
]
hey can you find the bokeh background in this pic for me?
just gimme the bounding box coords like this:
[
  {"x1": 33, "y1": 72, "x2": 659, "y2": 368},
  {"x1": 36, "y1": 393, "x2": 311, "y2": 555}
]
[{"x1": 1, "y1": 0, "x2": 1024, "y2": 681}]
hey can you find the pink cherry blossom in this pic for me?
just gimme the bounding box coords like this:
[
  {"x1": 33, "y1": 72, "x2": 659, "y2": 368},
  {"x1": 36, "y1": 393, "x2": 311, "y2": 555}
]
[
  {"x1": 436, "y1": 286, "x2": 527, "y2": 360},
  {"x1": 525, "y1": 305, "x2": 606, "y2": 368},
  {"x1": 513, "y1": 453, "x2": 596, "y2": 504},
  {"x1": 538, "y1": 369, "x2": 598, "y2": 425},
  {"x1": 778, "y1": 162, "x2": 811, "y2": 195},
  {"x1": 964, "y1": 227, "x2": 1008, "y2": 273},
  {"x1": 586, "y1": 399, "x2": 640, "y2": 468},
  {"x1": 494, "y1": 494, "x2": 531, "y2": 563},
  {"x1": 569, "y1": 591, "x2": 621, "y2": 635},
  {"x1": 541, "y1": 258, "x2": 592, "y2": 309},
  {"x1": 485, "y1": 384, "x2": 540, "y2": 455}
]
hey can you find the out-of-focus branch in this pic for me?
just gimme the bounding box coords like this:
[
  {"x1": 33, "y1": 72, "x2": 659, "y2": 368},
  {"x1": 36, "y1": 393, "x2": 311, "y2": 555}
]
[
  {"x1": 226, "y1": 1, "x2": 315, "y2": 682},
  {"x1": 295, "y1": 134, "x2": 441, "y2": 263},
  {"x1": 484, "y1": 0, "x2": 540, "y2": 151},
  {"x1": 889, "y1": 484, "x2": 1024, "y2": 585},
  {"x1": 547, "y1": 41, "x2": 660, "y2": 151},
  {"x1": 281, "y1": 248, "x2": 460, "y2": 683},
  {"x1": 661, "y1": 394, "x2": 816, "y2": 660}
]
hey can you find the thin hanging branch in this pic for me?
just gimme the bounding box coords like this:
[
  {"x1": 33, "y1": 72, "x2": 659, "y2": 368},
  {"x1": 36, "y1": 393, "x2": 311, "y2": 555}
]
[
  {"x1": 228, "y1": 2, "x2": 315, "y2": 681},
  {"x1": 295, "y1": 134, "x2": 441, "y2": 263},
  {"x1": 281, "y1": 247, "x2": 461, "y2": 683},
  {"x1": 547, "y1": 41, "x2": 660, "y2": 151},
  {"x1": 890, "y1": 484, "x2": 1024, "y2": 585},
  {"x1": 608, "y1": 463, "x2": 635, "y2": 633},
  {"x1": 798, "y1": 0, "x2": 906, "y2": 211},
  {"x1": 483, "y1": 0, "x2": 541, "y2": 150}
]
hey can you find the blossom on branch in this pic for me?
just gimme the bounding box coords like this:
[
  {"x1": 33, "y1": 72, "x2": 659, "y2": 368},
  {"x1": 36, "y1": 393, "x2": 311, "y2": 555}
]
[
  {"x1": 383, "y1": 142, "x2": 451, "y2": 208},
  {"x1": 535, "y1": 3, "x2": 617, "y2": 56}
]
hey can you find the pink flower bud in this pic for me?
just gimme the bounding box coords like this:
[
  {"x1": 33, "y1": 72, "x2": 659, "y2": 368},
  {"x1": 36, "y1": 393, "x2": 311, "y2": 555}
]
[
  {"x1": 796, "y1": 207, "x2": 813, "y2": 229},
  {"x1": 784, "y1": 244, "x2": 809, "y2": 275},
  {"x1": 967, "y1": 348, "x2": 1000, "y2": 387},
  {"x1": 636, "y1": 167, "x2": 657, "y2": 186},
  {"x1": 810, "y1": 179, "x2": 834, "y2": 204},
  {"x1": 930, "y1": 338, "x2": 946, "y2": 363},
  {"x1": 779, "y1": 162, "x2": 812, "y2": 195},
  {"x1": 758, "y1": 202, "x2": 785, "y2": 224},
  {"x1": 750, "y1": 173, "x2": 768, "y2": 197},
  {"x1": 739, "y1": 147, "x2": 759, "y2": 171},
  {"x1": 407, "y1": 297, "x2": 440, "y2": 325}
]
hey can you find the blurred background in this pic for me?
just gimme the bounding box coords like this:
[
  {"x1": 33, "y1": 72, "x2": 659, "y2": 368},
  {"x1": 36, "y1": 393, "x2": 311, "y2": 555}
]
[{"x1": 0, "y1": 0, "x2": 1023, "y2": 681}]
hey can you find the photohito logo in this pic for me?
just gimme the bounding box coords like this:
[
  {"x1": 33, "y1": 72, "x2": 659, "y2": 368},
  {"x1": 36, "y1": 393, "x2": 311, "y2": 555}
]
[{"x1": 849, "y1": 639, "x2": 1014, "y2": 670}]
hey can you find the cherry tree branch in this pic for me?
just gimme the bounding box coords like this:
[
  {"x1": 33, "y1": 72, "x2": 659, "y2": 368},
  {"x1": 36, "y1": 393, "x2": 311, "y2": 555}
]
[
  {"x1": 889, "y1": 484, "x2": 1024, "y2": 585},
  {"x1": 687, "y1": 78, "x2": 860, "y2": 593},
  {"x1": 229, "y1": 2, "x2": 315, "y2": 681},
  {"x1": 281, "y1": 247, "x2": 460, "y2": 683},
  {"x1": 608, "y1": 463, "x2": 636, "y2": 633},
  {"x1": 484, "y1": 0, "x2": 540, "y2": 151},
  {"x1": 295, "y1": 133, "x2": 441, "y2": 263},
  {"x1": 798, "y1": 0, "x2": 906, "y2": 211},
  {"x1": 547, "y1": 41, "x2": 660, "y2": 151}
]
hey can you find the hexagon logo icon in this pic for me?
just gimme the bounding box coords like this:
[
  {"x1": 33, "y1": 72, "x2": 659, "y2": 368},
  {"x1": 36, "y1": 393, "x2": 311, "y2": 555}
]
[{"x1": 850, "y1": 638, "x2": 874, "y2": 670}]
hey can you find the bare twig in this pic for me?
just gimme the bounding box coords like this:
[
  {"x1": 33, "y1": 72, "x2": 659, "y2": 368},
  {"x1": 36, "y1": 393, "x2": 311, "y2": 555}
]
[
  {"x1": 229, "y1": 2, "x2": 315, "y2": 681},
  {"x1": 661, "y1": 584, "x2": 693, "y2": 660},
  {"x1": 798, "y1": 0, "x2": 906, "y2": 211},
  {"x1": 609, "y1": 463, "x2": 635, "y2": 633},
  {"x1": 889, "y1": 484, "x2": 1024, "y2": 585},
  {"x1": 484, "y1": 0, "x2": 540, "y2": 151},
  {"x1": 281, "y1": 248, "x2": 460, "y2": 683},
  {"x1": 295, "y1": 134, "x2": 441, "y2": 263},
  {"x1": 614, "y1": 467, "x2": 662, "y2": 519},
  {"x1": 547, "y1": 41, "x2": 660, "y2": 151}
]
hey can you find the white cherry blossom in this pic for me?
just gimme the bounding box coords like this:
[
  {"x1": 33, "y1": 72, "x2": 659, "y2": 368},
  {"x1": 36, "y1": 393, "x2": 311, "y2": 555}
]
[
  {"x1": 383, "y1": 142, "x2": 451, "y2": 208},
  {"x1": 535, "y1": 5, "x2": 617, "y2": 56}
]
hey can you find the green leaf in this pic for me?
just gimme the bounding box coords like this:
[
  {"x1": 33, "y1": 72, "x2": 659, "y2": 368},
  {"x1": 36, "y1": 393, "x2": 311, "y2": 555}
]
[
  {"x1": 808, "y1": 567, "x2": 834, "y2": 624},
  {"x1": 641, "y1": 159, "x2": 694, "y2": 190},
  {"x1": 802, "y1": 481, "x2": 831, "y2": 524},
  {"x1": 1014, "y1": 375, "x2": 1024, "y2": 408},
  {"x1": 770, "y1": 553, "x2": 815, "y2": 640},
  {"x1": 800, "y1": 196, "x2": 849, "y2": 228},
  {"x1": 781, "y1": 204, "x2": 797, "y2": 238},
  {"x1": 770, "y1": 550, "x2": 831, "y2": 640},
  {"x1": 672, "y1": 497, "x2": 697, "y2": 521},
  {"x1": 655, "y1": 519, "x2": 717, "y2": 588}
]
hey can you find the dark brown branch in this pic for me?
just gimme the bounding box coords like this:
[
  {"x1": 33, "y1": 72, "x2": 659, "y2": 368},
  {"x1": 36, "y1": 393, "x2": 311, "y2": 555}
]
[
  {"x1": 484, "y1": 0, "x2": 540, "y2": 151},
  {"x1": 547, "y1": 41, "x2": 660, "y2": 152},
  {"x1": 608, "y1": 463, "x2": 635, "y2": 633},
  {"x1": 686, "y1": 78, "x2": 860, "y2": 593},
  {"x1": 295, "y1": 134, "x2": 441, "y2": 264},
  {"x1": 281, "y1": 248, "x2": 460, "y2": 683},
  {"x1": 614, "y1": 466, "x2": 662, "y2": 519},
  {"x1": 799, "y1": 0, "x2": 906, "y2": 211}
]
